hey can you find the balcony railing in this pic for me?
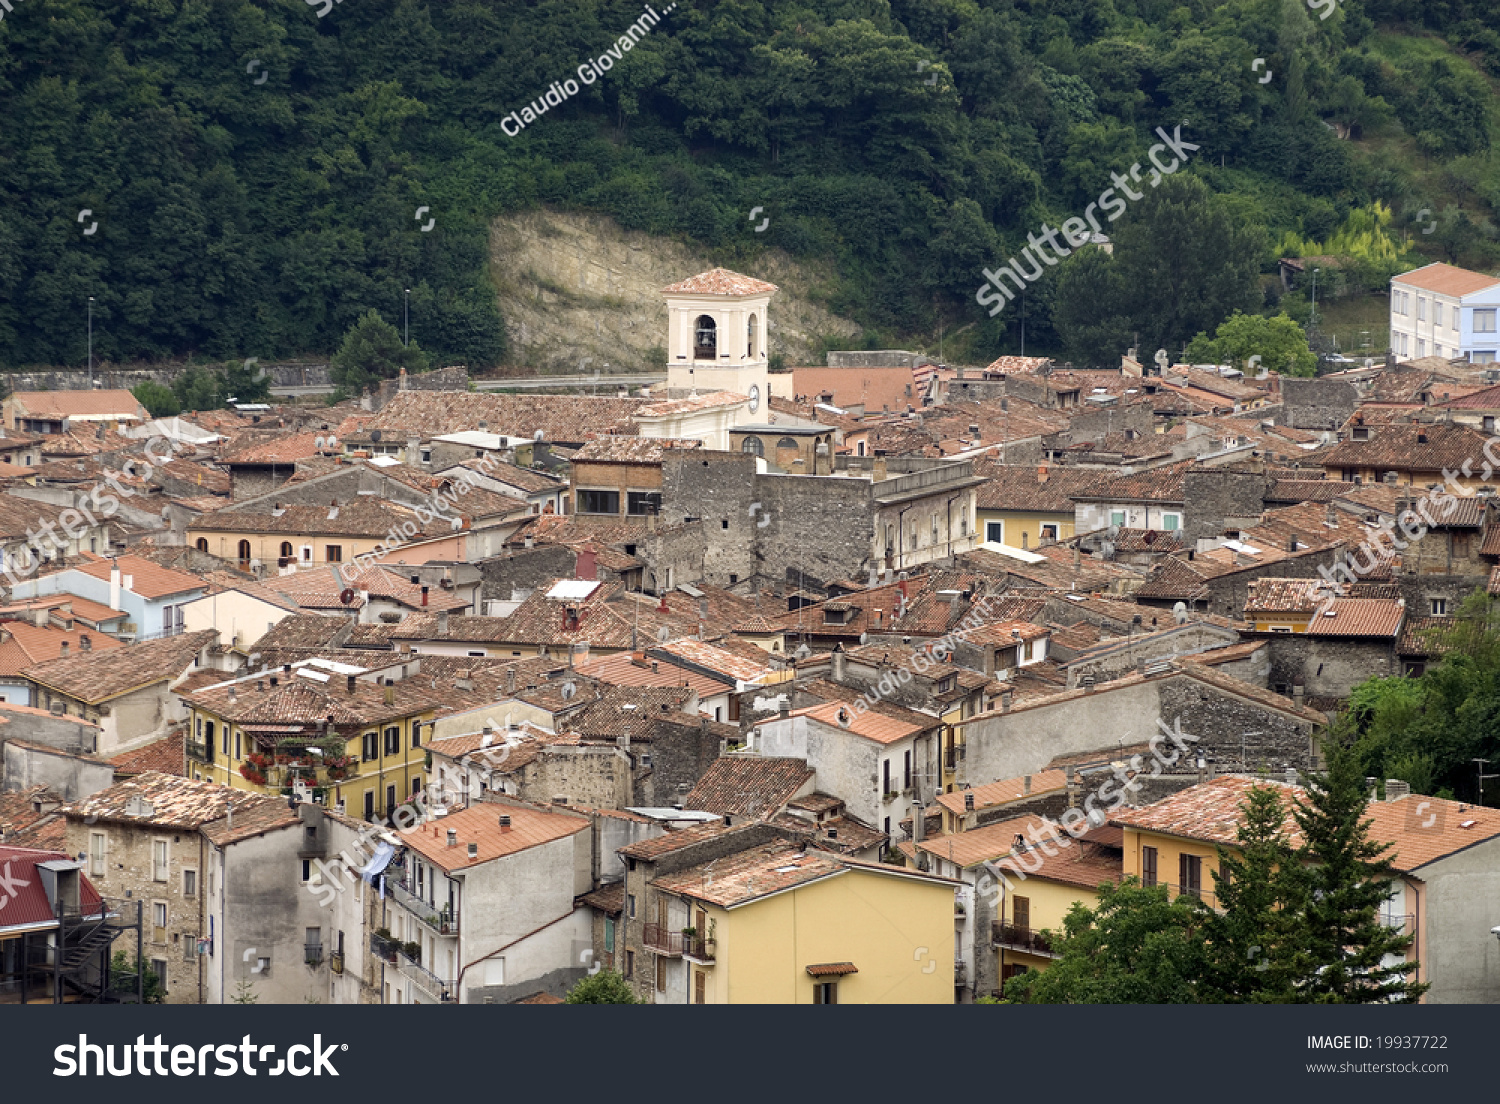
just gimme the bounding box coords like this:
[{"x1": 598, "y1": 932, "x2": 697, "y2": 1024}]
[
  {"x1": 683, "y1": 935, "x2": 716, "y2": 964},
  {"x1": 397, "y1": 949, "x2": 455, "y2": 1003},
  {"x1": 186, "y1": 739, "x2": 211, "y2": 764},
  {"x1": 1381, "y1": 912, "x2": 1416, "y2": 935},
  {"x1": 370, "y1": 934, "x2": 399, "y2": 964},
  {"x1": 992, "y1": 922, "x2": 1057, "y2": 957},
  {"x1": 387, "y1": 878, "x2": 459, "y2": 936},
  {"x1": 304, "y1": 943, "x2": 324, "y2": 967},
  {"x1": 642, "y1": 923, "x2": 683, "y2": 956},
  {"x1": 954, "y1": 959, "x2": 967, "y2": 983},
  {"x1": 1146, "y1": 881, "x2": 1220, "y2": 911},
  {"x1": 330, "y1": 950, "x2": 345, "y2": 975}
]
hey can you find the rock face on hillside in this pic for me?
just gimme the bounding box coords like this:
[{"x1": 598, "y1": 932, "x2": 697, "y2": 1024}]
[{"x1": 489, "y1": 209, "x2": 860, "y2": 375}]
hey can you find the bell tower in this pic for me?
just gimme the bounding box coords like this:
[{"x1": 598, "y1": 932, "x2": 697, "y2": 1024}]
[{"x1": 661, "y1": 268, "x2": 776, "y2": 416}]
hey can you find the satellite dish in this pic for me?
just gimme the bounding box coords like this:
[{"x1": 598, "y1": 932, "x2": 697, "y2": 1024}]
[
  {"x1": 533, "y1": 429, "x2": 545, "y2": 442},
  {"x1": 1154, "y1": 348, "x2": 1170, "y2": 369},
  {"x1": 1172, "y1": 601, "x2": 1188, "y2": 625},
  {"x1": 371, "y1": 429, "x2": 382, "y2": 443},
  {"x1": 560, "y1": 681, "x2": 576, "y2": 700},
  {"x1": 315, "y1": 436, "x2": 326, "y2": 450},
  {"x1": 340, "y1": 588, "x2": 356, "y2": 606},
  {"x1": 327, "y1": 435, "x2": 338, "y2": 449},
  {"x1": 656, "y1": 626, "x2": 671, "y2": 643}
]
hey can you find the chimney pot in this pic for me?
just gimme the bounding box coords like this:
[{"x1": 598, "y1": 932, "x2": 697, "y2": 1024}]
[
  {"x1": 964, "y1": 792, "x2": 974, "y2": 812},
  {"x1": 499, "y1": 814, "x2": 512, "y2": 830},
  {"x1": 1023, "y1": 775, "x2": 1031, "y2": 795},
  {"x1": 446, "y1": 829, "x2": 457, "y2": 847},
  {"x1": 467, "y1": 842, "x2": 478, "y2": 858}
]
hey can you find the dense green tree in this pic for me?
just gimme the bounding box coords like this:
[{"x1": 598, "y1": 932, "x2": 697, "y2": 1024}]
[
  {"x1": 1006, "y1": 879, "x2": 1212, "y2": 1003},
  {"x1": 171, "y1": 366, "x2": 222, "y2": 414},
  {"x1": 1185, "y1": 312, "x2": 1317, "y2": 376},
  {"x1": 1051, "y1": 247, "x2": 1132, "y2": 367},
  {"x1": 1204, "y1": 785, "x2": 1311, "y2": 1002},
  {"x1": 132, "y1": 380, "x2": 180, "y2": 419},
  {"x1": 1292, "y1": 732, "x2": 1428, "y2": 1003},
  {"x1": 329, "y1": 310, "x2": 429, "y2": 398},
  {"x1": 564, "y1": 969, "x2": 641, "y2": 1004}
]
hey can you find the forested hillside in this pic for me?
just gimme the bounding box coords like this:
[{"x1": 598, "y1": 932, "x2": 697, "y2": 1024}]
[{"x1": 0, "y1": 0, "x2": 1497, "y2": 371}]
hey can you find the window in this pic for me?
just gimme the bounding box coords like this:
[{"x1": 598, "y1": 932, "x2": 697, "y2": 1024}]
[
  {"x1": 578, "y1": 489, "x2": 621, "y2": 515},
  {"x1": 384, "y1": 726, "x2": 400, "y2": 755},
  {"x1": 883, "y1": 758, "x2": 891, "y2": 796},
  {"x1": 301, "y1": 859, "x2": 311, "y2": 883},
  {"x1": 153, "y1": 902, "x2": 168, "y2": 942},
  {"x1": 386, "y1": 784, "x2": 396, "y2": 813},
  {"x1": 694, "y1": 314, "x2": 717, "y2": 359},
  {"x1": 777, "y1": 437, "x2": 798, "y2": 451},
  {"x1": 695, "y1": 970, "x2": 706, "y2": 1004},
  {"x1": 624, "y1": 950, "x2": 634, "y2": 979},
  {"x1": 420, "y1": 448, "x2": 431, "y2": 464},
  {"x1": 1416, "y1": 339, "x2": 1425, "y2": 357},
  {"x1": 280, "y1": 542, "x2": 294, "y2": 559},
  {"x1": 326, "y1": 545, "x2": 342, "y2": 563},
  {"x1": 234, "y1": 731, "x2": 241, "y2": 760},
  {"x1": 89, "y1": 832, "x2": 105, "y2": 877},
  {"x1": 363, "y1": 732, "x2": 378, "y2": 760},
  {"x1": 1430, "y1": 597, "x2": 1447, "y2": 616},
  {"x1": 656, "y1": 956, "x2": 666, "y2": 992},
  {"x1": 1161, "y1": 513, "x2": 1181, "y2": 532},
  {"x1": 1110, "y1": 511, "x2": 1126, "y2": 528},
  {"x1": 1039, "y1": 524, "x2": 1058, "y2": 541},
  {"x1": 626, "y1": 491, "x2": 659, "y2": 516},
  {"x1": 604, "y1": 916, "x2": 615, "y2": 954},
  {"x1": 300, "y1": 546, "x2": 313, "y2": 563},
  {"x1": 1416, "y1": 297, "x2": 1427, "y2": 322},
  {"x1": 741, "y1": 436, "x2": 764, "y2": 458},
  {"x1": 1476, "y1": 352, "x2": 1497, "y2": 364},
  {"x1": 151, "y1": 959, "x2": 168, "y2": 993},
  {"x1": 153, "y1": 840, "x2": 169, "y2": 882},
  {"x1": 1012, "y1": 895, "x2": 1030, "y2": 931},
  {"x1": 627, "y1": 894, "x2": 637, "y2": 918},
  {"x1": 903, "y1": 750, "x2": 912, "y2": 791},
  {"x1": 1142, "y1": 846, "x2": 1158, "y2": 887},
  {"x1": 931, "y1": 513, "x2": 939, "y2": 541},
  {"x1": 237, "y1": 539, "x2": 251, "y2": 564},
  {"x1": 363, "y1": 791, "x2": 375, "y2": 819},
  {"x1": 411, "y1": 721, "x2": 421, "y2": 748},
  {"x1": 208, "y1": 721, "x2": 220, "y2": 755},
  {"x1": 1434, "y1": 302, "x2": 1444, "y2": 326},
  {"x1": 1179, "y1": 853, "x2": 1202, "y2": 898},
  {"x1": 1476, "y1": 309, "x2": 1498, "y2": 333},
  {"x1": 985, "y1": 521, "x2": 1004, "y2": 544},
  {"x1": 1485, "y1": 416, "x2": 1495, "y2": 433},
  {"x1": 813, "y1": 982, "x2": 838, "y2": 1004},
  {"x1": 183, "y1": 869, "x2": 197, "y2": 898},
  {"x1": 195, "y1": 538, "x2": 208, "y2": 553},
  {"x1": 747, "y1": 313, "x2": 758, "y2": 358}
]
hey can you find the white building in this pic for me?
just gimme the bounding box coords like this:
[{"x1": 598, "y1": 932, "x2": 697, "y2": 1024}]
[
  {"x1": 662, "y1": 268, "x2": 775, "y2": 415},
  {"x1": 1390, "y1": 263, "x2": 1500, "y2": 363}
]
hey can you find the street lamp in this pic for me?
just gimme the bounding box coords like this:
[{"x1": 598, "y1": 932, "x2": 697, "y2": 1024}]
[
  {"x1": 87, "y1": 296, "x2": 94, "y2": 385},
  {"x1": 404, "y1": 288, "x2": 410, "y2": 347},
  {"x1": 1310, "y1": 267, "x2": 1320, "y2": 330}
]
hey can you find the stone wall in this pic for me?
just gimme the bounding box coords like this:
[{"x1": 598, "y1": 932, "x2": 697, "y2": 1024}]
[
  {"x1": 1261, "y1": 632, "x2": 1400, "y2": 700},
  {"x1": 1157, "y1": 677, "x2": 1319, "y2": 773},
  {"x1": 2, "y1": 363, "x2": 330, "y2": 394},
  {"x1": 1184, "y1": 466, "x2": 1270, "y2": 543},
  {"x1": 1279, "y1": 377, "x2": 1358, "y2": 431}
]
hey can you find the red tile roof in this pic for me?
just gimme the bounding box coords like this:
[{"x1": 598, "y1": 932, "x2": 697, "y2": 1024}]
[
  {"x1": 1393, "y1": 262, "x2": 1500, "y2": 297},
  {"x1": 75, "y1": 555, "x2": 205, "y2": 599},
  {"x1": 1304, "y1": 598, "x2": 1405, "y2": 637},
  {"x1": 683, "y1": 757, "x2": 814, "y2": 819},
  {"x1": 661, "y1": 268, "x2": 778, "y2": 296}
]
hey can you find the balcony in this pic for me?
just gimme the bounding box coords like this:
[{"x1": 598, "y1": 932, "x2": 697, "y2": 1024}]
[
  {"x1": 954, "y1": 898, "x2": 967, "y2": 922},
  {"x1": 370, "y1": 933, "x2": 399, "y2": 964},
  {"x1": 387, "y1": 878, "x2": 460, "y2": 936},
  {"x1": 330, "y1": 950, "x2": 344, "y2": 975},
  {"x1": 954, "y1": 959, "x2": 967, "y2": 984},
  {"x1": 642, "y1": 923, "x2": 683, "y2": 957},
  {"x1": 397, "y1": 948, "x2": 455, "y2": 1003},
  {"x1": 304, "y1": 943, "x2": 325, "y2": 968},
  {"x1": 1381, "y1": 912, "x2": 1416, "y2": 935},
  {"x1": 1148, "y1": 881, "x2": 1220, "y2": 911},
  {"x1": 683, "y1": 934, "x2": 716, "y2": 965},
  {"x1": 992, "y1": 922, "x2": 1058, "y2": 958},
  {"x1": 186, "y1": 739, "x2": 212, "y2": 765}
]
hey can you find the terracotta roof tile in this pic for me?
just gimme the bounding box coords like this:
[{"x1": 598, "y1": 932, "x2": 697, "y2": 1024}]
[
  {"x1": 1392, "y1": 262, "x2": 1500, "y2": 297},
  {"x1": 661, "y1": 268, "x2": 778, "y2": 296},
  {"x1": 1304, "y1": 598, "x2": 1405, "y2": 637},
  {"x1": 62, "y1": 771, "x2": 282, "y2": 829},
  {"x1": 683, "y1": 756, "x2": 813, "y2": 819},
  {"x1": 9, "y1": 390, "x2": 146, "y2": 420},
  {"x1": 935, "y1": 770, "x2": 1067, "y2": 815},
  {"x1": 24, "y1": 630, "x2": 217, "y2": 703},
  {"x1": 110, "y1": 732, "x2": 186, "y2": 777},
  {"x1": 74, "y1": 555, "x2": 205, "y2": 600}
]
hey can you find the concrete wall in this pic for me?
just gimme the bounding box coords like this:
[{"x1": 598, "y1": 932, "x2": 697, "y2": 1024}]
[
  {"x1": 1, "y1": 742, "x2": 113, "y2": 801},
  {"x1": 0, "y1": 706, "x2": 101, "y2": 754},
  {"x1": 1422, "y1": 835, "x2": 1500, "y2": 1003}
]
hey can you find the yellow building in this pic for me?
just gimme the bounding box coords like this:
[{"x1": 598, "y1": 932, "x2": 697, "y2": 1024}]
[
  {"x1": 646, "y1": 839, "x2": 958, "y2": 1004},
  {"x1": 1320, "y1": 422, "x2": 1499, "y2": 491},
  {"x1": 974, "y1": 463, "x2": 1093, "y2": 551},
  {"x1": 181, "y1": 665, "x2": 441, "y2": 821},
  {"x1": 902, "y1": 811, "x2": 1121, "y2": 997}
]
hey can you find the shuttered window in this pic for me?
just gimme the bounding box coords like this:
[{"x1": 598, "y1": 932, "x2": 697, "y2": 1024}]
[{"x1": 1142, "y1": 846, "x2": 1158, "y2": 887}]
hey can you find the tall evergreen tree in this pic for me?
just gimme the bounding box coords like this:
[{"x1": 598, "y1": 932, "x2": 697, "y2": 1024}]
[
  {"x1": 1204, "y1": 785, "x2": 1310, "y2": 1002},
  {"x1": 1293, "y1": 733, "x2": 1428, "y2": 1003}
]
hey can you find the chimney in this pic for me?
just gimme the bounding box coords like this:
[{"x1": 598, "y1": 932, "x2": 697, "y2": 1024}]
[
  {"x1": 59, "y1": 641, "x2": 69, "y2": 659},
  {"x1": 438, "y1": 610, "x2": 449, "y2": 635},
  {"x1": 1292, "y1": 680, "x2": 1305, "y2": 706},
  {"x1": 347, "y1": 674, "x2": 357, "y2": 696},
  {"x1": 1023, "y1": 775, "x2": 1031, "y2": 795},
  {"x1": 964, "y1": 791, "x2": 974, "y2": 812},
  {"x1": 999, "y1": 688, "x2": 1013, "y2": 713},
  {"x1": 1037, "y1": 465, "x2": 1049, "y2": 485},
  {"x1": 384, "y1": 683, "x2": 395, "y2": 706},
  {"x1": 873, "y1": 608, "x2": 883, "y2": 628},
  {"x1": 467, "y1": 842, "x2": 478, "y2": 859},
  {"x1": 446, "y1": 829, "x2": 457, "y2": 847},
  {"x1": 421, "y1": 586, "x2": 429, "y2": 607},
  {"x1": 576, "y1": 549, "x2": 597, "y2": 582},
  {"x1": 1385, "y1": 779, "x2": 1411, "y2": 801},
  {"x1": 1066, "y1": 768, "x2": 1080, "y2": 810},
  {"x1": 505, "y1": 667, "x2": 516, "y2": 695},
  {"x1": 499, "y1": 814, "x2": 512, "y2": 831},
  {"x1": 109, "y1": 563, "x2": 121, "y2": 611},
  {"x1": 778, "y1": 695, "x2": 789, "y2": 720},
  {"x1": 831, "y1": 647, "x2": 846, "y2": 682},
  {"x1": 912, "y1": 802, "x2": 926, "y2": 843},
  {"x1": 79, "y1": 634, "x2": 91, "y2": 652}
]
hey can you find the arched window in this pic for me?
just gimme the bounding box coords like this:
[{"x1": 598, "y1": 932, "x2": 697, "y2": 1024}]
[
  {"x1": 741, "y1": 436, "x2": 764, "y2": 458},
  {"x1": 195, "y1": 538, "x2": 209, "y2": 553},
  {"x1": 237, "y1": 540, "x2": 252, "y2": 565},
  {"x1": 776, "y1": 437, "x2": 798, "y2": 450},
  {"x1": 747, "y1": 313, "x2": 758, "y2": 359},
  {"x1": 280, "y1": 541, "x2": 294, "y2": 559},
  {"x1": 694, "y1": 315, "x2": 717, "y2": 360}
]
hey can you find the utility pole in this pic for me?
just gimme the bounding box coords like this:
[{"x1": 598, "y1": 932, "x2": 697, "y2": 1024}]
[
  {"x1": 404, "y1": 288, "x2": 410, "y2": 347},
  {"x1": 87, "y1": 296, "x2": 95, "y2": 386},
  {"x1": 1476, "y1": 758, "x2": 1499, "y2": 806}
]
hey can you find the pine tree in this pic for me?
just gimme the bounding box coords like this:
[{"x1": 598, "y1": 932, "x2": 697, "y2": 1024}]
[
  {"x1": 1293, "y1": 733, "x2": 1428, "y2": 1003},
  {"x1": 1204, "y1": 784, "x2": 1310, "y2": 1002}
]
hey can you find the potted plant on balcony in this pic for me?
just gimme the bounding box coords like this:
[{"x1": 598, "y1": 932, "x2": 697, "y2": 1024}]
[
  {"x1": 402, "y1": 941, "x2": 421, "y2": 963},
  {"x1": 324, "y1": 755, "x2": 353, "y2": 781},
  {"x1": 239, "y1": 762, "x2": 267, "y2": 785},
  {"x1": 439, "y1": 904, "x2": 454, "y2": 933}
]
